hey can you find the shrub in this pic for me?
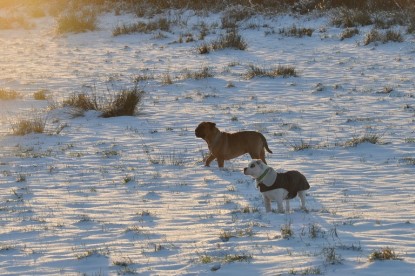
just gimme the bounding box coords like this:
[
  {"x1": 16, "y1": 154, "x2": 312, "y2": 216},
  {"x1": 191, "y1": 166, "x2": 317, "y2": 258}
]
[
  {"x1": 197, "y1": 29, "x2": 247, "y2": 53},
  {"x1": 331, "y1": 8, "x2": 372, "y2": 28},
  {"x1": 63, "y1": 93, "x2": 98, "y2": 111},
  {"x1": 33, "y1": 89, "x2": 48, "y2": 100},
  {"x1": 62, "y1": 87, "x2": 143, "y2": 117},
  {"x1": 12, "y1": 117, "x2": 46, "y2": 136},
  {"x1": 211, "y1": 30, "x2": 247, "y2": 50},
  {"x1": 0, "y1": 89, "x2": 21, "y2": 100},
  {"x1": 364, "y1": 28, "x2": 404, "y2": 45},
  {"x1": 369, "y1": 247, "x2": 402, "y2": 261},
  {"x1": 101, "y1": 87, "x2": 144, "y2": 118},
  {"x1": 340, "y1": 28, "x2": 359, "y2": 40},
  {"x1": 197, "y1": 42, "x2": 210, "y2": 54},
  {"x1": 56, "y1": 10, "x2": 97, "y2": 34},
  {"x1": 221, "y1": 5, "x2": 253, "y2": 29}
]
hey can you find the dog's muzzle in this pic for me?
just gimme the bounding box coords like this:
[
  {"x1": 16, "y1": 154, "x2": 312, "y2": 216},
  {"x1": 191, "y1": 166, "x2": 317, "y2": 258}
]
[{"x1": 195, "y1": 129, "x2": 204, "y2": 138}]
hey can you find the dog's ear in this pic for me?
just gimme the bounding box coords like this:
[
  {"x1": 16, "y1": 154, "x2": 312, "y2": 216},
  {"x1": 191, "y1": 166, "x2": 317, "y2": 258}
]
[
  {"x1": 256, "y1": 160, "x2": 263, "y2": 169},
  {"x1": 207, "y1": 122, "x2": 216, "y2": 128}
]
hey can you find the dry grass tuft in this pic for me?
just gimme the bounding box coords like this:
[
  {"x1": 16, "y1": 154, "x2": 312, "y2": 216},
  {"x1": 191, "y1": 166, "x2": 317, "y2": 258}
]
[
  {"x1": 0, "y1": 89, "x2": 21, "y2": 100},
  {"x1": 12, "y1": 117, "x2": 46, "y2": 136},
  {"x1": 369, "y1": 247, "x2": 402, "y2": 261},
  {"x1": 56, "y1": 9, "x2": 97, "y2": 34},
  {"x1": 62, "y1": 87, "x2": 144, "y2": 117},
  {"x1": 245, "y1": 64, "x2": 297, "y2": 79}
]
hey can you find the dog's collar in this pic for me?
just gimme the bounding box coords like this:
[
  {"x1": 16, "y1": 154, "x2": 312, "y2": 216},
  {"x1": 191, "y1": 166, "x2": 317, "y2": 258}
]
[{"x1": 256, "y1": 168, "x2": 271, "y2": 183}]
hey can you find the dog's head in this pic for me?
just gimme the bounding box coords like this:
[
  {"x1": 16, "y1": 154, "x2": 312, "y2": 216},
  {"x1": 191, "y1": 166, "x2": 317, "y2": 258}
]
[
  {"x1": 195, "y1": 121, "x2": 216, "y2": 139},
  {"x1": 243, "y1": 159, "x2": 268, "y2": 178}
]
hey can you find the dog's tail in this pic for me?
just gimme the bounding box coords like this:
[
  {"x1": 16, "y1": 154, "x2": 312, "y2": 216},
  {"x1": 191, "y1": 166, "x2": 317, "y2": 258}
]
[{"x1": 261, "y1": 134, "x2": 273, "y2": 153}]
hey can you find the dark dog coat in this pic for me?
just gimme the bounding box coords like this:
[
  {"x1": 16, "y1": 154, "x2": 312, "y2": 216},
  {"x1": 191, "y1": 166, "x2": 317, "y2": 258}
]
[{"x1": 258, "y1": 170, "x2": 310, "y2": 199}]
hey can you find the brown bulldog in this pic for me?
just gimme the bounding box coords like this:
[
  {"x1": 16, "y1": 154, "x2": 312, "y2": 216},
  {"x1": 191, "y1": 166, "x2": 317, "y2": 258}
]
[{"x1": 195, "y1": 121, "x2": 272, "y2": 168}]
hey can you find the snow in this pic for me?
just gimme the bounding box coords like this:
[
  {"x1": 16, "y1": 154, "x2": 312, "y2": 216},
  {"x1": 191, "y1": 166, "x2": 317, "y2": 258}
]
[{"x1": 0, "y1": 8, "x2": 414, "y2": 276}]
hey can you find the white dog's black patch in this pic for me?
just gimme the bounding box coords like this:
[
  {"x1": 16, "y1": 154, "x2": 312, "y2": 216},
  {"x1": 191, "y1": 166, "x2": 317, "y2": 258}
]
[{"x1": 257, "y1": 170, "x2": 310, "y2": 199}]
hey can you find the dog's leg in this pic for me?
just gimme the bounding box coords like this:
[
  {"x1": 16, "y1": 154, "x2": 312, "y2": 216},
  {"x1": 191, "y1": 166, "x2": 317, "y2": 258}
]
[
  {"x1": 276, "y1": 189, "x2": 287, "y2": 213},
  {"x1": 259, "y1": 148, "x2": 267, "y2": 164},
  {"x1": 217, "y1": 158, "x2": 225, "y2": 168},
  {"x1": 263, "y1": 195, "x2": 272, "y2": 213},
  {"x1": 204, "y1": 153, "x2": 216, "y2": 167},
  {"x1": 285, "y1": 199, "x2": 290, "y2": 213},
  {"x1": 298, "y1": 191, "x2": 307, "y2": 210}
]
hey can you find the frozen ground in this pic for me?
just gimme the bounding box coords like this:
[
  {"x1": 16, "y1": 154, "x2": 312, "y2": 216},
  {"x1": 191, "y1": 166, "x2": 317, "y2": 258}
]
[{"x1": 0, "y1": 9, "x2": 414, "y2": 275}]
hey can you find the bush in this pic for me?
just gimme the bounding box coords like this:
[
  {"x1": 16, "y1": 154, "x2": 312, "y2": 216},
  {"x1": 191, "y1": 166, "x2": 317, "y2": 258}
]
[
  {"x1": 56, "y1": 10, "x2": 97, "y2": 34},
  {"x1": 63, "y1": 93, "x2": 98, "y2": 111},
  {"x1": 0, "y1": 89, "x2": 21, "y2": 100},
  {"x1": 63, "y1": 87, "x2": 143, "y2": 118},
  {"x1": 101, "y1": 88, "x2": 144, "y2": 118},
  {"x1": 197, "y1": 30, "x2": 247, "y2": 53},
  {"x1": 364, "y1": 28, "x2": 404, "y2": 45},
  {"x1": 33, "y1": 89, "x2": 48, "y2": 100},
  {"x1": 12, "y1": 117, "x2": 46, "y2": 136},
  {"x1": 369, "y1": 247, "x2": 402, "y2": 261},
  {"x1": 331, "y1": 8, "x2": 372, "y2": 28},
  {"x1": 340, "y1": 28, "x2": 359, "y2": 40},
  {"x1": 211, "y1": 30, "x2": 247, "y2": 51}
]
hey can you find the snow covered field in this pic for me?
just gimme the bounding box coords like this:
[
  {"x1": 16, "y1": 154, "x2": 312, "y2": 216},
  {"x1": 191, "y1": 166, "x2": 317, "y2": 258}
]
[{"x1": 0, "y1": 6, "x2": 414, "y2": 275}]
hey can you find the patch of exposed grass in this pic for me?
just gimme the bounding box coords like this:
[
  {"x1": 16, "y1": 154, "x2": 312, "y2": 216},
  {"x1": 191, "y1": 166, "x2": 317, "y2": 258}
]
[
  {"x1": 291, "y1": 139, "x2": 312, "y2": 151},
  {"x1": 364, "y1": 28, "x2": 404, "y2": 45},
  {"x1": 289, "y1": 267, "x2": 322, "y2": 275},
  {"x1": 113, "y1": 18, "x2": 170, "y2": 36},
  {"x1": 279, "y1": 25, "x2": 314, "y2": 37},
  {"x1": 369, "y1": 247, "x2": 402, "y2": 261},
  {"x1": 281, "y1": 223, "x2": 293, "y2": 239},
  {"x1": 223, "y1": 253, "x2": 252, "y2": 263},
  {"x1": 199, "y1": 254, "x2": 213, "y2": 264},
  {"x1": 340, "y1": 27, "x2": 359, "y2": 40},
  {"x1": 322, "y1": 247, "x2": 343, "y2": 265},
  {"x1": 344, "y1": 133, "x2": 383, "y2": 147},
  {"x1": 0, "y1": 89, "x2": 21, "y2": 100},
  {"x1": 245, "y1": 64, "x2": 297, "y2": 79},
  {"x1": 33, "y1": 89, "x2": 48, "y2": 100},
  {"x1": 400, "y1": 157, "x2": 415, "y2": 165},
  {"x1": 181, "y1": 67, "x2": 213, "y2": 80},
  {"x1": 197, "y1": 29, "x2": 247, "y2": 54}
]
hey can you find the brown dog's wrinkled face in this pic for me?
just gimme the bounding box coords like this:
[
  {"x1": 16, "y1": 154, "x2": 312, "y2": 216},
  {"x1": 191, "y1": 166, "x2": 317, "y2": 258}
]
[
  {"x1": 195, "y1": 121, "x2": 216, "y2": 139},
  {"x1": 243, "y1": 159, "x2": 266, "y2": 177}
]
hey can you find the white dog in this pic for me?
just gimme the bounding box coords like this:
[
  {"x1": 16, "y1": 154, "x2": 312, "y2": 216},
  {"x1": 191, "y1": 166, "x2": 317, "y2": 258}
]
[{"x1": 243, "y1": 159, "x2": 310, "y2": 213}]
